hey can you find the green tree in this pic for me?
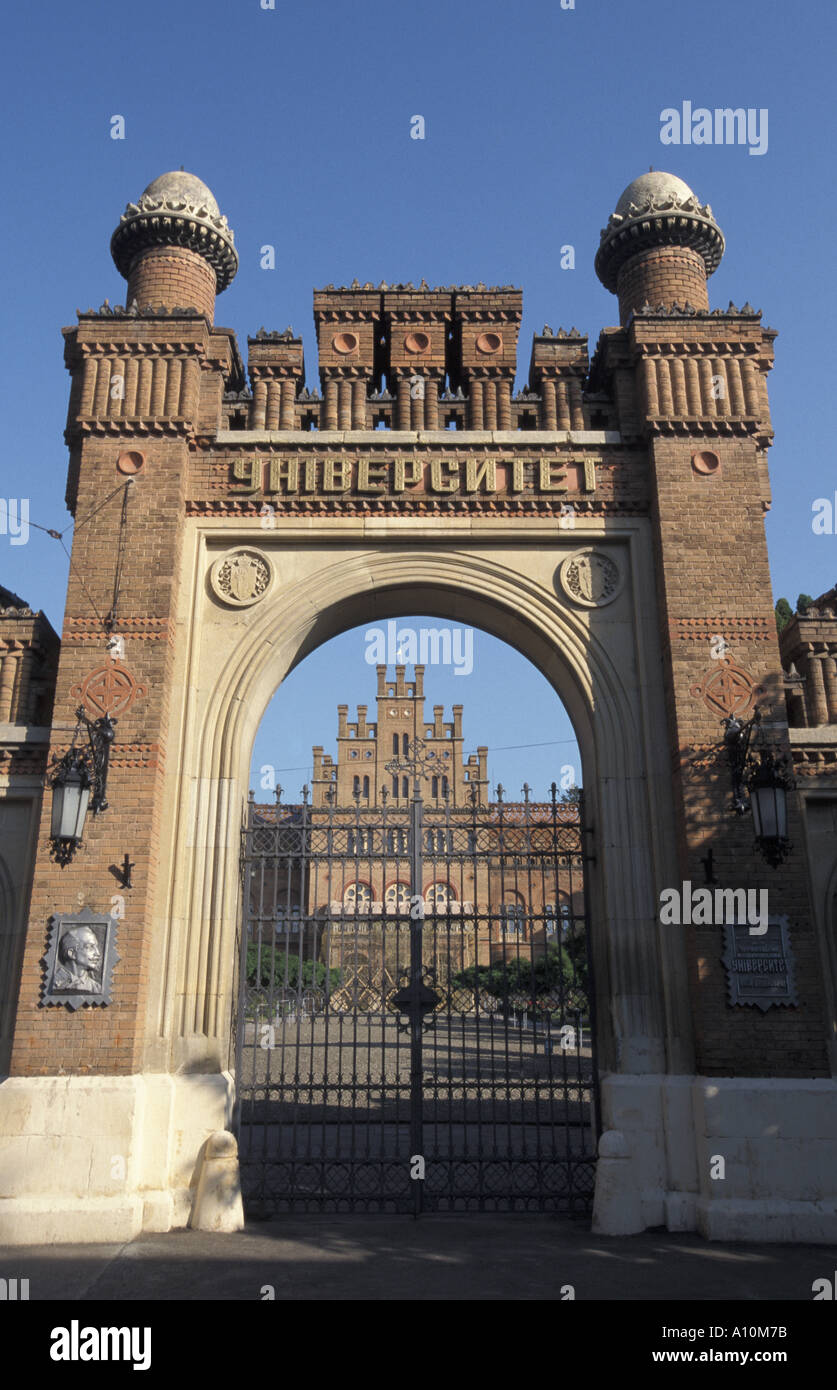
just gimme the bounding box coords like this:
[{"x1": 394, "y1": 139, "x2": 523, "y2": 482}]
[
  {"x1": 774, "y1": 597, "x2": 792, "y2": 634},
  {"x1": 246, "y1": 944, "x2": 340, "y2": 993},
  {"x1": 797, "y1": 593, "x2": 814, "y2": 615},
  {"x1": 452, "y1": 943, "x2": 587, "y2": 1013}
]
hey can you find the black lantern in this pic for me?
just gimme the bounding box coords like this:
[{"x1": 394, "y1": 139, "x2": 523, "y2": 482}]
[
  {"x1": 48, "y1": 707, "x2": 116, "y2": 866},
  {"x1": 49, "y1": 748, "x2": 93, "y2": 866},
  {"x1": 721, "y1": 707, "x2": 792, "y2": 868},
  {"x1": 747, "y1": 751, "x2": 791, "y2": 868}
]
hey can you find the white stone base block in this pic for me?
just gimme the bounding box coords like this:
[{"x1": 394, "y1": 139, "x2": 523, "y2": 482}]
[
  {"x1": 0, "y1": 1071, "x2": 234, "y2": 1245},
  {"x1": 0, "y1": 1196, "x2": 143, "y2": 1246},
  {"x1": 189, "y1": 1131, "x2": 245, "y2": 1233},
  {"x1": 594, "y1": 1074, "x2": 837, "y2": 1244}
]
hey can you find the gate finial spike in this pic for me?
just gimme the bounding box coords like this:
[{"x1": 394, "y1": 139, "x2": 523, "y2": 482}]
[
  {"x1": 496, "y1": 783, "x2": 504, "y2": 802},
  {"x1": 274, "y1": 783, "x2": 283, "y2": 804},
  {"x1": 301, "y1": 783, "x2": 310, "y2": 805},
  {"x1": 550, "y1": 781, "x2": 558, "y2": 803},
  {"x1": 522, "y1": 782, "x2": 531, "y2": 803}
]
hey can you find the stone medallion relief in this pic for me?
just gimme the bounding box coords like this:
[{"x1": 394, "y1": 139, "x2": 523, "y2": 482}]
[
  {"x1": 557, "y1": 549, "x2": 623, "y2": 608},
  {"x1": 209, "y1": 549, "x2": 273, "y2": 608}
]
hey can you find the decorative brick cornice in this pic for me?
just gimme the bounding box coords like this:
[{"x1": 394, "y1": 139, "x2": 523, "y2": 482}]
[
  {"x1": 792, "y1": 747, "x2": 837, "y2": 775},
  {"x1": 0, "y1": 746, "x2": 49, "y2": 777},
  {"x1": 670, "y1": 617, "x2": 774, "y2": 641},
  {"x1": 633, "y1": 302, "x2": 761, "y2": 320},
  {"x1": 185, "y1": 496, "x2": 648, "y2": 519},
  {"x1": 65, "y1": 419, "x2": 194, "y2": 442},
  {"x1": 76, "y1": 303, "x2": 207, "y2": 321},
  {"x1": 109, "y1": 743, "x2": 164, "y2": 770},
  {"x1": 647, "y1": 418, "x2": 763, "y2": 439},
  {"x1": 46, "y1": 739, "x2": 163, "y2": 770},
  {"x1": 64, "y1": 616, "x2": 169, "y2": 643}
]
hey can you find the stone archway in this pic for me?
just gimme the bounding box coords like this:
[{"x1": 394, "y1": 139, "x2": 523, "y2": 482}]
[{"x1": 147, "y1": 534, "x2": 691, "y2": 1096}]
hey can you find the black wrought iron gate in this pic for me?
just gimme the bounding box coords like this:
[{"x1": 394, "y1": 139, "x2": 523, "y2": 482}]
[{"x1": 234, "y1": 777, "x2": 599, "y2": 1216}]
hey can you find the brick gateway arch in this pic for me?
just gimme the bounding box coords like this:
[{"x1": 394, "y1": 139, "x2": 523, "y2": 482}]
[{"x1": 1, "y1": 168, "x2": 836, "y2": 1242}]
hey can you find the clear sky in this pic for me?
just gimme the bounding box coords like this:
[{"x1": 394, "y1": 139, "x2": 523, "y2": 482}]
[{"x1": 3, "y1": 0, "x2": 835, "y2": 794}]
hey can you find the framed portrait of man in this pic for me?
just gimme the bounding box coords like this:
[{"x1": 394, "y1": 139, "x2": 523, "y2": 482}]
[{"x1": 41, "y1": 908, "x2": 120, "y2": 1010}]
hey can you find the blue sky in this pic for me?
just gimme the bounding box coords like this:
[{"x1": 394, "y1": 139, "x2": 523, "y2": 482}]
[{"x1": 2, "y1": 0, "x2": 835, "y2": 795}]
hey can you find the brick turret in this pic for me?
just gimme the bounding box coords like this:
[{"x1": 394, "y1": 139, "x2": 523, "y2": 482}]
[
  {"x1": 110, "y1": 171, "x2": 238, "y2": 325},
  {"x1": 595, "y1": 172, "x2": 724, "y2": 326}
]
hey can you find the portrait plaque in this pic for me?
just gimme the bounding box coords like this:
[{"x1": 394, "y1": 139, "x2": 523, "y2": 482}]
[
  {"x1": 41, "y1": 908, "x2": 120, "y2": 1010},
  {"x1": 721, "y1": 915, "x2": 797, "y2": 1011}
]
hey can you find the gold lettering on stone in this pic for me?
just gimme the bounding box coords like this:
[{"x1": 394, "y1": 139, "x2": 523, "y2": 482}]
[
  {"x1": 393, "y1": 460, "x2": 422, "y2": 492},
  {"x1": 231, "y1": 458, "x2": 259, "y2": 492},
  {"x1": 430, "y1": 461, "x2": 458, "y2": 493},
  {"x1": 539, "y1": 461, "x2": 567, "y2": 492},
  {"x1": 511, "y1": 459, "x2": 525, "y2": 492},
  {"x1": 464, "y1": 459, "x2": 497, "y2": 493},
  {"x1": 323, "y1": 459, "x2": 351, "y2": 492},
  {"x1": 583, "y1": 458, "x2": 597, "y2": 492},
  {"x1": 357, "y1": 461, "x2": 388, "y2": 492},
  {"x1": 268, "y1": 459, "x2": 298, "y2": 493}
]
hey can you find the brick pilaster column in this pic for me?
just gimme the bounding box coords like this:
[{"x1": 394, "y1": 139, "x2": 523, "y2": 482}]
[{"x1": 805, "y1": 651, "x2": 829, "y2": 726}]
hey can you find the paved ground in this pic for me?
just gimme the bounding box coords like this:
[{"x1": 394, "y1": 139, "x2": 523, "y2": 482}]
[{"x1": 3, "y1": 1216, "x2": 834, "y2": 1301}]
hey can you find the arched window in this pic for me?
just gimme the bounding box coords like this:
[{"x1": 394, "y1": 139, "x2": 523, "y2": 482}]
[
  {"x1": 353, "y1": 775, "x2": 360, "y2": 797},
  {"x1": 403, "y1": 776, "x2": 409, "y2": 799},
  {"x1": 426, "y1": 882, "x2": 456, "y2": 914},
  {"x1": 392, "y1": 775, "x2": 399, "y2": 799},
  {"x1": 343, "y1": 882, "x2": 373, "y2": 913},
  {"x1": 274, "y1": 903, "x2": 301, "y2": 936},
  {"x1": 384, "y1": 882, "x2": 411, "y2": 915},
  {"x1": 386, "y1": 828, "x2": 408, "y2": 854},
  {"x1": 442, "y1": 775, "x2": 449, "y2": 799},
  {"x1": 363, "y1": 775, "x2": 370, "y2": 798},
  {"x1": 392, "y1": 734, "x2": 399, "y2": 755},
  {"x1": 402, "y1": 734, "x2": 409, "y2": 755},
  {"x1": 545, "y1": 896, "x2": 571, "y2": 936},
  {"x1": 500, "y1": 896, "x2": 526, "y2": 939},
  {"x1": 431, "y1": 776, "x2": 439, "y2": 798}
]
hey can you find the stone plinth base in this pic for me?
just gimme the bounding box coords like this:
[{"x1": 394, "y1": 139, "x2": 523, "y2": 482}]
[
  {"x1": 0, "y1": 1071, "x2": 234, "y2": 1245},
  {"x1": 593, "y1": 1075, "x2": 837, "y2": 1243}
]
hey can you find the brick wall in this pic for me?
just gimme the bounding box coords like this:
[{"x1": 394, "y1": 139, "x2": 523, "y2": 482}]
[
  {"x1": 617, "y1": 246, "x2": 709, "y2": 324},
  {"x1": 127, "y1": 247, "x2": 216, "y2": 322}
]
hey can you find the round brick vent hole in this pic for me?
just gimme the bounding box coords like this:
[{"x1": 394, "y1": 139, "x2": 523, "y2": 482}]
[
  {"x1": 404, "y1": 331, "x2": 430, "y2": 354},
  {"x1": 692, "y1": 450, "x2": 721, "y2": 476},
  {"x1": 116, "y1": 450, "x2": 145, "y2": 475},
  {"x1": 475, "y1": 332, "x2": 502, "y2": 354},
  {"x1": 332, "y1": 332, "x2": 359, "y2": 354}
]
